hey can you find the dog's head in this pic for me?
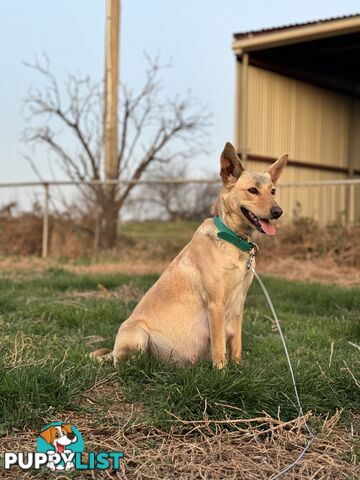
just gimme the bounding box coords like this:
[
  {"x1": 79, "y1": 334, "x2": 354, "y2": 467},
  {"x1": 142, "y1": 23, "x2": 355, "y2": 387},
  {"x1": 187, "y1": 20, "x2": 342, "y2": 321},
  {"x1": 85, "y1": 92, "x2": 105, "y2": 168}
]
[
  {"x1": 217, "y1": 142, "x2": 288, "y2": 236},
  {"x1": 39, "y1": 423, "x2": 77, "y2": 452}
]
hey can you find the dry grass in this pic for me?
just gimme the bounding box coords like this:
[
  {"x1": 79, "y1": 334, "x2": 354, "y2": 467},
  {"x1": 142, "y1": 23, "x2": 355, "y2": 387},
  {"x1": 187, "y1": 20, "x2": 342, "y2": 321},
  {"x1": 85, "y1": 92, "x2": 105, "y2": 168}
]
[
  {"x1": 1, "y1": 218, "x2": 360, "y2": 286},
  {"x1": 257, "y1": 257, "x2": 360, "y2": 287},
  {"x1": 258, "y1": 220, "x2": 360, "y2": 269},
  {"x1": 0, "y1": 380, "x2": 358, "y2": 479},
  {"x1": 1, "y1": 214, "x2": 360, "y2": 265},
  {"x1": 0, "y1": 213, "x2": 94, "y2": 258}
]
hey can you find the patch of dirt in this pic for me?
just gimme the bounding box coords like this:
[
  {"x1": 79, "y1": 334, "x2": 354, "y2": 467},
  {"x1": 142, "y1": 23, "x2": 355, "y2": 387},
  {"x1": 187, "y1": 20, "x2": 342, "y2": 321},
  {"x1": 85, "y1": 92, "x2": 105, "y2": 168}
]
[
  {"x1": 67, "y1": 259, "x2": 168, "y2": 275},
  {"x1": 0, "y1": 257, "x2": 168, "y2": 276}
]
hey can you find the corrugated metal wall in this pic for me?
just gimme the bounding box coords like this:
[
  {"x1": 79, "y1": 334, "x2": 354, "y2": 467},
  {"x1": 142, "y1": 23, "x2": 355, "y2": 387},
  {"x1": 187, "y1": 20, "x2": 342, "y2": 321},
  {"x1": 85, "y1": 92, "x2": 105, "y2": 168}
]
[
  {"x1": 246, "y1": 66, "x2": 357, "y2": 169},
  {"x1": 242, "y1": 65, "x2": 360, "y2": 225}
]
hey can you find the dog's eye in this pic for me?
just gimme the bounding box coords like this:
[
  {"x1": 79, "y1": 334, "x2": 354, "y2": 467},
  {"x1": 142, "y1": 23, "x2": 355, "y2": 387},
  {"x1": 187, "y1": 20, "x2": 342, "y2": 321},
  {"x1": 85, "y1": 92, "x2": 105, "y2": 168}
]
[
  {"x1": 55, "y1": 432, "x2": 59, "y2": 437},
  {"x1": 271, "y1": 189, "x2": 276, "y2": 195},
  {"x1": 248, "y1": 187, "x2": 259, "y2": 195}
]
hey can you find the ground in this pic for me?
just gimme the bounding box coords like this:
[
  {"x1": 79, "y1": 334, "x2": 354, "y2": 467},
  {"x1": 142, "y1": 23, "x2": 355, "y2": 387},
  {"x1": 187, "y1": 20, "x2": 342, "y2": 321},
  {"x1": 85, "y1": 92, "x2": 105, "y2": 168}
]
[
  {"x1": 1, "y1": 219, "x2": 359, "y2": 286},
  {"x1": 0, "y1": 266, "x2": 358, "y2": 479}
]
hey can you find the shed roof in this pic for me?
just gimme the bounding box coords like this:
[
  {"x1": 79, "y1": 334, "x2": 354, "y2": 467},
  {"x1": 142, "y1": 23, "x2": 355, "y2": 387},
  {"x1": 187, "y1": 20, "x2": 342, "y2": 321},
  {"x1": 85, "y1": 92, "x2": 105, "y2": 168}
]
[
  {"x1": 233, "y1": 14, "x2": 360, "y2": 40},
  {"x1": 232, "y1": 14, "x2": 360, "y2": 97},
  {"x1": 232, "y1": 14, "x2": 360, "y2": 53}
]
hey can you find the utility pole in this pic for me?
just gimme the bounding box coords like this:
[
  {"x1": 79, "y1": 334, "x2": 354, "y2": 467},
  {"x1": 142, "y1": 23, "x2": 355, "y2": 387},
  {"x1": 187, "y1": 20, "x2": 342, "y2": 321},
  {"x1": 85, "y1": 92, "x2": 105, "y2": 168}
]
[{"x1": 104, "y1": 0, "x2": 120, "y2": 180}]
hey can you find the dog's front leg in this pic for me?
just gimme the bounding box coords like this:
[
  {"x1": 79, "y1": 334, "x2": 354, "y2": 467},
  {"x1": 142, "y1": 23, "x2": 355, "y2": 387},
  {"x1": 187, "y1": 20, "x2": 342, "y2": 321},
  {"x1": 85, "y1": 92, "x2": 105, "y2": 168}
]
[
  {"x1": 208, "y1": 302, "x2": 227, "y2": 369},
  {"x1": 229, "y1": 303, "x2": 244, "y2": 364}
]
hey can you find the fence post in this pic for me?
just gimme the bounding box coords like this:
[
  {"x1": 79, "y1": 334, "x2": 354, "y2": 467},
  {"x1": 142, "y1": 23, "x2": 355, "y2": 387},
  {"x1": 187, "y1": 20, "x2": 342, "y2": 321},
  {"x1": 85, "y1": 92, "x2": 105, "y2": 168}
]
[{"x1": 42, "y1": 183, "x2": 49, "y2": 259}]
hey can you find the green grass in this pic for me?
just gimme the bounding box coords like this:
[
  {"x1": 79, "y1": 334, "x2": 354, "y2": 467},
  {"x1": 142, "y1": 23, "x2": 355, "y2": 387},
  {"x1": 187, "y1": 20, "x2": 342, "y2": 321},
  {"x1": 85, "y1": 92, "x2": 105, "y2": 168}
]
[
  {"x1": 0, "y1": 268, "x2": 359, "y2": 435},
  {"x1": 121, "y1": 220, "x2": 198, "y2": 241},
  {"x1": 64, "y1": 220, "x2": 199, "y2": 265}
]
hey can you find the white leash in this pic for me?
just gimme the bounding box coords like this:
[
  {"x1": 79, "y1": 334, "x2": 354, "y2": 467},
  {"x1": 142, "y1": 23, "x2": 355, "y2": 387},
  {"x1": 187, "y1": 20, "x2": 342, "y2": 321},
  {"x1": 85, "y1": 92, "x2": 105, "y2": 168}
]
[{"x1": 251, "y1": 267, "x2": 315, "y2": 479}]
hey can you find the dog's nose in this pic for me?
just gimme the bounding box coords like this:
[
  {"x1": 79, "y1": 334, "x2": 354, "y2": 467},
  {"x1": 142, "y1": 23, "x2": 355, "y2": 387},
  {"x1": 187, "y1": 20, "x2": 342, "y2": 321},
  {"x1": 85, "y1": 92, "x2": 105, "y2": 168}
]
[
  {"x1": 270, "y1": 206, "x2": 283, "y2": 219},
  {"x1": 67, "y1": 433, "x2": 75, "y2": 440}
]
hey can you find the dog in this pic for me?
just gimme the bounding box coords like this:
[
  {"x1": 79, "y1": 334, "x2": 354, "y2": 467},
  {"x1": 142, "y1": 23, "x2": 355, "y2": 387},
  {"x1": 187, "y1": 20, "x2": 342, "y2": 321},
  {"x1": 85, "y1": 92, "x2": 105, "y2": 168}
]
[
  {"x1": 39, "y1": 423, "x2": 77, "y2": 471},
  {"x1": 91, "y1": 142, "x2": 287, "y2": 369}
]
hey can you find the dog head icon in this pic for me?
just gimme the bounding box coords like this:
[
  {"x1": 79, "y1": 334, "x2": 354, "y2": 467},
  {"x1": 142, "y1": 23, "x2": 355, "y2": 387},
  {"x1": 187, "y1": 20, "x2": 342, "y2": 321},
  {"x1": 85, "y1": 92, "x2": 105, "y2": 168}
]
[{"x1": 39, "y1": 423, "x2": 77, "y2": 454}]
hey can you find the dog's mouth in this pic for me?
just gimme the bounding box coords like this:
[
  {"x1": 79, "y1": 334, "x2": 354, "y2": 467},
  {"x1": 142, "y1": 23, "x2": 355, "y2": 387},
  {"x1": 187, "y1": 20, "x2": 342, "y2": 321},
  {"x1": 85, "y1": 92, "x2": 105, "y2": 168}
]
[
  {"x1": 56, "y1": 443, "x2": 65, "y2": 454},
  {"x1": 240, "y1": 207, "x2": 276, "y2": 236}
]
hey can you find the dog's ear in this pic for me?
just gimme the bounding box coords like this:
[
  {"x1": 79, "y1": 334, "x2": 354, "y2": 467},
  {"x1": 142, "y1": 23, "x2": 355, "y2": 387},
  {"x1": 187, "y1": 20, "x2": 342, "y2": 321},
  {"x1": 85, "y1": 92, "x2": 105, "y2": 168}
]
[
  {"x1": 266, "y1": 154, "x2": 288, "y2": 184},
  {"x1": 220, "y1": 142, "x2": 244, "y2": 184},
  {"x1": 39, "y1": 426, "x2": 55, "y2": 445}
]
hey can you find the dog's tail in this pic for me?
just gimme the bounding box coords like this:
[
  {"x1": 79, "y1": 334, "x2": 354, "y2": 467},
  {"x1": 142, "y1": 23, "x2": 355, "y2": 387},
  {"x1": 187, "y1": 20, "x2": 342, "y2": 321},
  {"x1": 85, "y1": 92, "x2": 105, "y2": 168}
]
[{"x1": 89, "y1": 348, "x2": 113, "y2": 363}]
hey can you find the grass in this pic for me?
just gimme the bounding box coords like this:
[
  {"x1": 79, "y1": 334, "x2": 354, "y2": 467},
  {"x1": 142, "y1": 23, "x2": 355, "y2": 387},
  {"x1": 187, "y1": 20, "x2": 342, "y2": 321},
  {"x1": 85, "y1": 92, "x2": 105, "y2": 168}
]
[
  {"x1": 0, "y1": 268, "x2": 359, "y2": 436},
  {"x1": 61, "y1": 220, "x2": 199, "y2": 266},
  {"x1": 121, "y1": 219, "x2": 198, "y2": 241}
]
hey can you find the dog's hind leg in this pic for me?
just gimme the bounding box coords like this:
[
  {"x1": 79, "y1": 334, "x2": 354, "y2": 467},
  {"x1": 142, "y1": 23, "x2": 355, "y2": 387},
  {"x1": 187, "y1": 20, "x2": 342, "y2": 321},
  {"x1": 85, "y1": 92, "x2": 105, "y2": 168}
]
[
  {"x1": 112, "y1": 321, "x2": 149, "y2": 366},
  {"x1": 89, "y1": 348, "x2": 113, "y2": 363},
  {"x1": 89, "y1": 321, "x2": 149, "y2": 365}
]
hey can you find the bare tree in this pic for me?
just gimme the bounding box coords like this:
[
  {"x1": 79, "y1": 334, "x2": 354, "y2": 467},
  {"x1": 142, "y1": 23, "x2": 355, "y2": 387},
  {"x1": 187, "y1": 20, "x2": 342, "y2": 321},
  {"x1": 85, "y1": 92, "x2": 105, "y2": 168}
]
[
  {"x1": 129, "y1": 163, "x2": 219, "y2": 221},
  {"x1": 22, "y1": 54, "x2": 210, "y2": 248}
]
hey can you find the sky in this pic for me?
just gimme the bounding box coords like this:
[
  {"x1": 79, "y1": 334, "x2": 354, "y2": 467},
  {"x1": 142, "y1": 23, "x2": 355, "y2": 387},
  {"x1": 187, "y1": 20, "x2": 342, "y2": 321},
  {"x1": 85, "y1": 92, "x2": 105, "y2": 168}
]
[{"x1": 0, "y1": 0, "x2": 359, "y2": 186}]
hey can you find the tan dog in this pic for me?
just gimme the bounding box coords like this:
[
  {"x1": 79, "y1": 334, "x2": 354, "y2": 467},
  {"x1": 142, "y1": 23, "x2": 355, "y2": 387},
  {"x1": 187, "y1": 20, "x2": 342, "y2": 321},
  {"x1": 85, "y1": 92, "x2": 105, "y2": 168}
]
[{"x1": 92, "y1": 142, "x2": 287, "y2": 369}]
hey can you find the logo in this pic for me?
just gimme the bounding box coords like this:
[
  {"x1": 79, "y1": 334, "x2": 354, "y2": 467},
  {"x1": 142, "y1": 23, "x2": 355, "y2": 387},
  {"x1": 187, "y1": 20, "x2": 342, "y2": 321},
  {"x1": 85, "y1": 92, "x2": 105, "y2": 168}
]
[{"x1": 4, "y1": 422, "x2": 124, "y2": 472}]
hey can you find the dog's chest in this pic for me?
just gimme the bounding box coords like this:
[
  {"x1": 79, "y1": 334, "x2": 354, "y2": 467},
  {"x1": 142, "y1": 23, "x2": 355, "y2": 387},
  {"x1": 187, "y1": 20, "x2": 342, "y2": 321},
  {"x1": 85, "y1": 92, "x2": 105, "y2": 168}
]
[{"x1": 222, "y1": 257, "x2": 254, "y2": 306}]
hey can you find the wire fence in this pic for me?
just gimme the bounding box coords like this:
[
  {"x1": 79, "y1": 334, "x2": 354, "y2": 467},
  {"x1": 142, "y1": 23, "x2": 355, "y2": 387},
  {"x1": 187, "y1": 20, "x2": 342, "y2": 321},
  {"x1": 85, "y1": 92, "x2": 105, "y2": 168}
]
[{"x1": 0, "y1": 177, "x2": 359, "y2": 258}]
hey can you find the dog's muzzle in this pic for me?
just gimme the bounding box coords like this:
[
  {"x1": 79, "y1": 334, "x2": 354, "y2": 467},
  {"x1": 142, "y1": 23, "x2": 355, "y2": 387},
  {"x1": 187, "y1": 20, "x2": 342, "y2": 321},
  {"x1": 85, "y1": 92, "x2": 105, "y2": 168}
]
[{"x1": 270, "y1": 206, "x2": 283, "y2": 219}]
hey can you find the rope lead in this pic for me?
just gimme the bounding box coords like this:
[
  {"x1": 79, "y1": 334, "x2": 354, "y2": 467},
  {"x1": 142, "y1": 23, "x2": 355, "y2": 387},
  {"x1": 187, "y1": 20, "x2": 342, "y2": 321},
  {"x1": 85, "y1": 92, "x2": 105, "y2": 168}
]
[{"x1": 251, "y1": 267, "x2": 315, "y2": 479}]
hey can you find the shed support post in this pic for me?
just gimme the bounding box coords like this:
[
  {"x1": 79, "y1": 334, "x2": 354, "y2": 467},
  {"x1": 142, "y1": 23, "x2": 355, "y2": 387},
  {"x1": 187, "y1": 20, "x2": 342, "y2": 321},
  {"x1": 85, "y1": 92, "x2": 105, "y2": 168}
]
[
  {"x1": 237, "y1": 53, "x2": 249, "y2": 164},
  {"x1": 234, "y1": 58, "x2": 242, "y2": 154},
  {"x1": 345, "y1": 97, "x2": 360, "y2": 224},
  {"x1": 42, "y1": 183, "x2": 49, "y2": 259}
]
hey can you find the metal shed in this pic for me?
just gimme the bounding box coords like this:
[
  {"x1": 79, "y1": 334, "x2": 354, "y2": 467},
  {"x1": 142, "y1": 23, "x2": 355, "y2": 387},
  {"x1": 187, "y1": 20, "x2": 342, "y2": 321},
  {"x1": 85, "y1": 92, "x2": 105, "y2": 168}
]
[{"x1": 232, "y1": 14, "x2": 360, "y2": 224}]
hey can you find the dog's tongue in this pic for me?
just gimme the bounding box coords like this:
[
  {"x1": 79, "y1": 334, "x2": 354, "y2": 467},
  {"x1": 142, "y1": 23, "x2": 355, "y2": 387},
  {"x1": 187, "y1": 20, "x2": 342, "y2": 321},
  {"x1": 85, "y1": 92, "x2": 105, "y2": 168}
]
[
  {"x1": 57, "y1": 444, "x2": 65, "y2": 454},
  {"x1": 259, "y1": 219, "x2": 276, "y2": 236}
]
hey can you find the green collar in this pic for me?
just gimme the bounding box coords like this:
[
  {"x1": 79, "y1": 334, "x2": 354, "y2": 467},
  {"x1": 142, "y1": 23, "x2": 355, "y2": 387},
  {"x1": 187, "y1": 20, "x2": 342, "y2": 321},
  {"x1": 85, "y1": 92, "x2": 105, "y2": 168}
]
[{"x1": 213, "y1": 216, "x2": 256, "y2": 253}]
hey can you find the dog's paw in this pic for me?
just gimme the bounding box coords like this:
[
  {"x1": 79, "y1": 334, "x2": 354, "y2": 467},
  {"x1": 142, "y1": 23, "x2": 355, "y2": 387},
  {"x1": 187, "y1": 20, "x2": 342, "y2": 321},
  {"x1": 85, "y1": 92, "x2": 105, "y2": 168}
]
[
  {"x1": 231, "y1": 356, "x2": 242, "y2": 365},
  {"x1": 213, "y1": 358, "x2": 228, "y2": 370}
]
